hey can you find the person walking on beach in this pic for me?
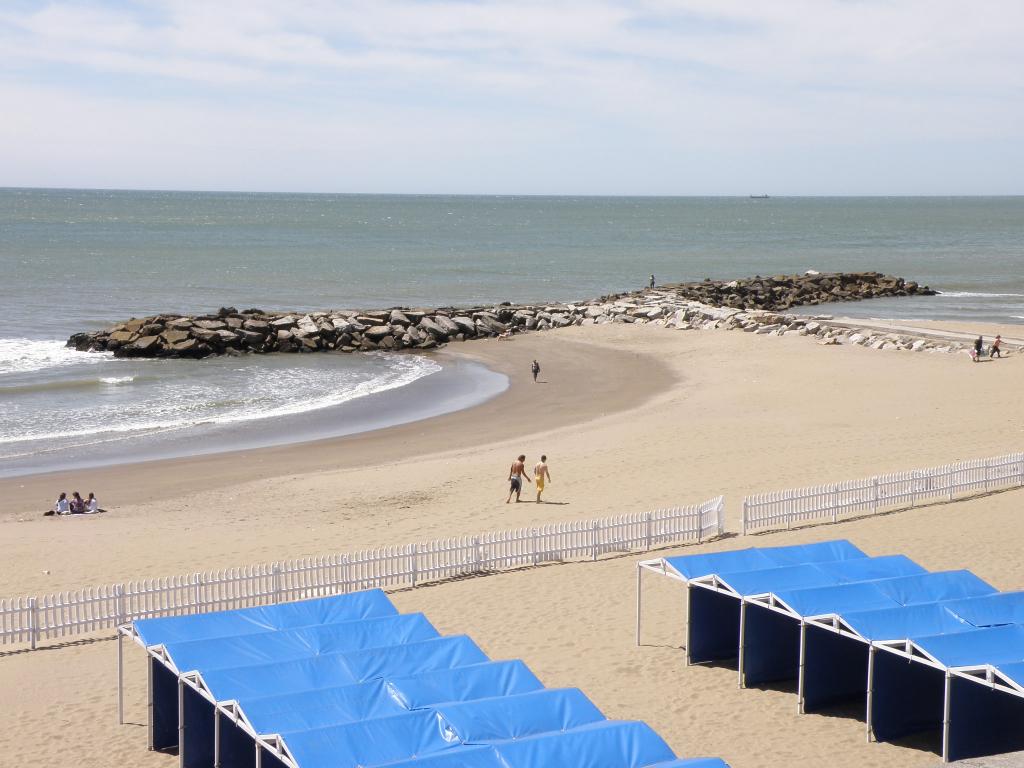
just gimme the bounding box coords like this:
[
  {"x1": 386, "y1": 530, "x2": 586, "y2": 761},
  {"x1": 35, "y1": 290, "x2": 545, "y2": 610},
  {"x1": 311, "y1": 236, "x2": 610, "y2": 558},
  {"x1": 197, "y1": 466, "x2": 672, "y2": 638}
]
[
  {"x1": 531, "y1": 360, "x2": 540, "y2": 382},
  {"x1": 506, "y1": 455, "x2": 532, "y2": 503},
  {"x1": 973, "y1": 335, "x2": 984, "y2": 362},
  {"x1": 533, "y1": 455, "x2": 552, "y2": 503},
  {"x1": 991, "y1": 335, "x2": 1003, "y2": 359}
]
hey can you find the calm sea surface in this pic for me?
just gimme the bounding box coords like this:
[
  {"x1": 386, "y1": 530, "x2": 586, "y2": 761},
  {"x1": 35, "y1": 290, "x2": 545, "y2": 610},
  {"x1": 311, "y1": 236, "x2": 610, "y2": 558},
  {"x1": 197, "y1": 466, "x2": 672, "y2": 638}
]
[{"x1": 3, "y1": 190, "x2": 1023, "y2": 474}]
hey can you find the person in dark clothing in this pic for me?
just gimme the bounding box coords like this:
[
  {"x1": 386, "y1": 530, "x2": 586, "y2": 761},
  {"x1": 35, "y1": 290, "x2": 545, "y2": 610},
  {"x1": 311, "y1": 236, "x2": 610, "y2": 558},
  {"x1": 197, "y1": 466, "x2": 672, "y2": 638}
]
[{"x1": 531, "y1": 360, "x2": 540, "y2": 382}]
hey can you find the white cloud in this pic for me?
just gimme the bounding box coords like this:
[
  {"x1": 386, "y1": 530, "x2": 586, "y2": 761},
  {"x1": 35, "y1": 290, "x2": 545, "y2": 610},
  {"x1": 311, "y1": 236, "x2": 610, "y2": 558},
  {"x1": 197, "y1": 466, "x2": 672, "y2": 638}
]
[{"x1": 0, "y1": 1, "x2": 1022, "y2": 192}]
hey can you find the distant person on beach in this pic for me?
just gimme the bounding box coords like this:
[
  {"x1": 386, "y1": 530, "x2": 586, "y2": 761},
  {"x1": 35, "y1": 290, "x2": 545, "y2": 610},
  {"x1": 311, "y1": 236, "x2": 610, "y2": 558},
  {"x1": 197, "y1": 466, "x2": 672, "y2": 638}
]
[
  {"x1": 649, "y1": 274, "x2": 655, "y2": 289},
  {"x1": 991, "y1": 335, "x2": 1003, "y2": 359},
  {"x1": 534, "y1": 455, "x2": 552, "y2": 503},
  {"x1": 54, "y1": 492, "x2": 69, "y2": 515},
  {"x1": 973, "y1": 335, "x2": 984, "y2": 362},
  {"x1": 506, "y1": 454, "x2": 532, "y2": 503},
  {"x1": 86, "y1": 492, "x2": 100, "y2": 513},
  {"x1": 70, "y1": 491, "x2": 85, "y2": 514},
  {"x1": 531, "y1": 360, "x2": 540, "y2": 382}
]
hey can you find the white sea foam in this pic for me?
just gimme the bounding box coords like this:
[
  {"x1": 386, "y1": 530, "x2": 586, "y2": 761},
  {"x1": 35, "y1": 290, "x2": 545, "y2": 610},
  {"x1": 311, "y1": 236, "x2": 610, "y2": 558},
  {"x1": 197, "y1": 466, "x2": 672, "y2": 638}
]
[
  {"x1": 936, "y1": 291, "x2": 1024, "y2": 298},
  {"x1": 0, "y1": 338, "x2": 111, "y2": 375},
  {"x1": 0, "y1": 353, "x2": 441, "y2": 447},
  {"x1": 99, "y1": 376, "x2": 135, "y2": 385}
]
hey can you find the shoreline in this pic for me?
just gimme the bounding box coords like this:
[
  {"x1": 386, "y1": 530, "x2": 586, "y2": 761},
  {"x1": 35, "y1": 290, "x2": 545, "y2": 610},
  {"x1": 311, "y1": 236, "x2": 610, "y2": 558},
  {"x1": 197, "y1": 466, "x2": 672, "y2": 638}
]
[
  {"x1": 0, "y1": 353, "x2": 508, "y2": 480},
  {"x1": 0, "y1": 332, "x2": 677, "y2": 521}
]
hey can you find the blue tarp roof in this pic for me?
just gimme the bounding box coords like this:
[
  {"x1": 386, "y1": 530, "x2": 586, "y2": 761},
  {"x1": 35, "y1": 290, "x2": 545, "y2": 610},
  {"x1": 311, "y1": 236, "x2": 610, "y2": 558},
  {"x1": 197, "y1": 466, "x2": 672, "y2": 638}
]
[
  {"x1": 664, "y1": 540, "x2": 866, "y2": 580},
  {"x1": 199, "y1": 636, "x2": 487, "y2": 701},
  {"x1": 133, "y1": 590, "x2": 397, "y2": 646},
  {"x1": 489, "y1": 721, "x2": 677, "y2": 768},
  {"x1": 238, "y1": 680, "x2": 403, "y2": 734},
  {"x1": 944, "y1": 591, "x2": 1024, "y2": 628},
  {"x1": 775, "y1": 571, "x2": 996, "y2": 619},
  {"x1": 839, "y1": 603, "x2": 973, "y2": 641},
  {"x1": 386, "y1": 660, "x2": 544, "y2": 709},
  {"x1": 911, "y1": 625, "x2": 1024, "y2": 668},
  {"x1": 235, "y1": 661, "x2": 545, "y2": 735},
  {"x1": 164, "y1": 613, "x2": 438, "y2": 673},
  {"x1": 436, "y1": 688, "x2": 605, "y2": 743},
  {"x1": 716, "y1": 555, "x2": 922, "y2": 598}
]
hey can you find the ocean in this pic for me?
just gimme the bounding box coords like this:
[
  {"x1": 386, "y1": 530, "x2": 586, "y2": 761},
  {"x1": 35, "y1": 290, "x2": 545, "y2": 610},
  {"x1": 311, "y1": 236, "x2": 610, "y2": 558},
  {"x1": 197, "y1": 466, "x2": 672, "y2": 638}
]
[{"x1": 3, "y1": 189, "x2": 1024, "y2": 475}]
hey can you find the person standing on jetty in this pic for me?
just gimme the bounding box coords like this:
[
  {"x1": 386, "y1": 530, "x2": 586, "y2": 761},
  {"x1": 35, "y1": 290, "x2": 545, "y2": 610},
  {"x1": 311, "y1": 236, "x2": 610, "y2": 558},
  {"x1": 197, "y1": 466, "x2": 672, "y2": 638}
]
[
  {"x1": 534, "y1": 455, "x2": 552, "y2": 503},
  {"x1": 531, "y1": 360, "x2": 540, "y2": 382},
  {"x1": 649, "y1": 274, "x2": 655, "y2": 289},
  {"x1": 506, "y1": 455, "x2": 531, "y2": 503}
]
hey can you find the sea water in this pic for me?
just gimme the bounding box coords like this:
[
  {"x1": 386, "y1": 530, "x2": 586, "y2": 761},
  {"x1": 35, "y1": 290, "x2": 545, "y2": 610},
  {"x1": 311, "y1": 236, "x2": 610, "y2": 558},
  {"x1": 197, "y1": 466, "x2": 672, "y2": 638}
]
[{"x1": 3, "y1": 190, "x2": 1023, "y2": 474}]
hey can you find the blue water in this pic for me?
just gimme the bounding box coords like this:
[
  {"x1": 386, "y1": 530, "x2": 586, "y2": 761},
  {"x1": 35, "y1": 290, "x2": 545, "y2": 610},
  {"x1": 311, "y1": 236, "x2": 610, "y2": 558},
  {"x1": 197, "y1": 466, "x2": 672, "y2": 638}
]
[{"x1": 3, "y1": 189, "x2": 1023, "y2": 473}]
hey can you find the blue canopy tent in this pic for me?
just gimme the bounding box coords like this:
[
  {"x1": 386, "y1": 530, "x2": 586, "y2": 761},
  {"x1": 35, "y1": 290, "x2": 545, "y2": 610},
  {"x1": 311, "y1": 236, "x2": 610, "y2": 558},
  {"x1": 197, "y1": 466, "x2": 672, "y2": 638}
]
[
  {"x1": 120, "y1": 590, "x2": 399, "y2": 749},
  {"x1": 634, "y1": 540, "x2": 868, "y2": 662},
  {"x1": 161, "y1": 614, "x2": 441, "y2": 762},
  {"x1": 870, "y1": 624, "x2": 1024, "y2": 761},
  {"x1": 216, "y1": 661, "x2": 545, "y2": 768},
  {"x1": 635, "y1": 540, "x2": 1024, "y2": 763},
  {"x1": 123, "y1": 589, "x2": 733, "y2": 768},
  {"x1": 801, "y1": 602, "x2": 970, "y2": 716},
  {"x1": 184, "y1": 636, "x2": 488, "y2": 768}
]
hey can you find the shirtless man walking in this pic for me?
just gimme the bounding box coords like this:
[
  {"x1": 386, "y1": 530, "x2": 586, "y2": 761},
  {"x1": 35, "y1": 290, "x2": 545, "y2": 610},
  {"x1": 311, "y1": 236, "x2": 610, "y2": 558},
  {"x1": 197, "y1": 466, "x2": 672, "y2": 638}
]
[
  {"x1": 506, "y1": 454, "x2": 532, "y2": 503},
  {"x1": 533, "y1": 455, "x2": 552, "y2": 503}
]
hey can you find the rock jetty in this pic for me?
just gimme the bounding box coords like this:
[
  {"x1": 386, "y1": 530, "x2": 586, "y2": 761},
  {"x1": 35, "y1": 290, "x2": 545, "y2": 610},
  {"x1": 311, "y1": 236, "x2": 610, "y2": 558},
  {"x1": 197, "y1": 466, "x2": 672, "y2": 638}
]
[{"x1": 67, "y1": 272, "x2": 936, "y2": 359}]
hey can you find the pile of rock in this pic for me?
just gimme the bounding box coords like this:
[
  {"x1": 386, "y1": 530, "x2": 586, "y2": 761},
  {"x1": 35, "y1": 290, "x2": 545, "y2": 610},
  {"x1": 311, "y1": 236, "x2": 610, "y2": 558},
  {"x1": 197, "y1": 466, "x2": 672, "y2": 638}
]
[
  {"x1": 66, "y1": 272, "x2": 940, "y2": 359},
  {"x1": 656, "y1": 271, "x2": 933, "y2": 311}
]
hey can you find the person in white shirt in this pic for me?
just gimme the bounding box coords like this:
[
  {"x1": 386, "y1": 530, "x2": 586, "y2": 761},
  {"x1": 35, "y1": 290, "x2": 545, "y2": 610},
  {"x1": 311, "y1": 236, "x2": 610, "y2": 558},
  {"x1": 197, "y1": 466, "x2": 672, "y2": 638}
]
[
  {"x1": 54, "y1": 493, "x2": 69, "y2": 515},
  {"x1": 86, "y1": 492, "x2": 100, "y2": 513}
]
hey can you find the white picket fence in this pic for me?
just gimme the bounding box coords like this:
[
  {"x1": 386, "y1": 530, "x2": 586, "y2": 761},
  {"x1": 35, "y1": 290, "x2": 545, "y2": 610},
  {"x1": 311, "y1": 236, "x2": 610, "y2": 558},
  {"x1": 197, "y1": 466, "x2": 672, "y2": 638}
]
[
  {"x1": 742, "y1": 451, "x2": 1024, "y2": 534},
  {"x1": 0, "y1": 497, "x2": 724, "y2": 649}
]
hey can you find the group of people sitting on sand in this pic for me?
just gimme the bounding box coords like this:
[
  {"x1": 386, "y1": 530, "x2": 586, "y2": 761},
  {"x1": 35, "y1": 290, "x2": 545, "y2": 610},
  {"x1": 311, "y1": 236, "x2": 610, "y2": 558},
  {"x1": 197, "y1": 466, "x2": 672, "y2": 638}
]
[{"x1": 47, "y1": 491, "x2": 102, "y2": 516}]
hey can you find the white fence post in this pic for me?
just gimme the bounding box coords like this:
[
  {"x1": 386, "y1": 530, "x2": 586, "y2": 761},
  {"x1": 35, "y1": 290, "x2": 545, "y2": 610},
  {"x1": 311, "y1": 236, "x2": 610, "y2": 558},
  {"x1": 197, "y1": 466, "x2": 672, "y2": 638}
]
[
  {"x1": 28, "y1": 597, "x2": 38, "y2": 650},
  {"x1": 645, "y1": 512, "x2": 652, "y2": 550},
  {"x1": 531, "y1": 528, "x2": 539, "y2": 566},
  {"x1": 410, "y1": 544, "x2": 418, "y2": 588},
  {"x1": 271, "y1": 564, "x2": 281, "y2": 603},
  {"x1": 591, "y1": 520, "x2": 600, "y2": 561},
  {"x1": 872, "y1": 476, "x2": 880, "y2": 513},
  {"x1": 831, "y1": 484, "x2": 838, "y2": 523},
  {"x1": 742, "y1": 499, "x2": 748, "y2": 536}
]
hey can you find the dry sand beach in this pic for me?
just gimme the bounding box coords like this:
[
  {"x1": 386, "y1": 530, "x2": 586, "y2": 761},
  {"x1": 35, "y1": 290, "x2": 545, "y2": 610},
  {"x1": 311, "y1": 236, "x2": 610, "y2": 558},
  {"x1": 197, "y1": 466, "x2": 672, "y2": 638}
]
[{"x1": 3, "y1": 319, "x2": 1024, "y2": 767}]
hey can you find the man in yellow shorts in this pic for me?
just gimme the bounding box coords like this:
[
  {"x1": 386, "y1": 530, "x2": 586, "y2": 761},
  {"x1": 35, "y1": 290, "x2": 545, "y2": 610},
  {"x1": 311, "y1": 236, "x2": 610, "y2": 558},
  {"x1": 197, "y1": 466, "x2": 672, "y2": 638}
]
[{"x1": 534, "y1": 455, "x2": 552, "y2": 503}]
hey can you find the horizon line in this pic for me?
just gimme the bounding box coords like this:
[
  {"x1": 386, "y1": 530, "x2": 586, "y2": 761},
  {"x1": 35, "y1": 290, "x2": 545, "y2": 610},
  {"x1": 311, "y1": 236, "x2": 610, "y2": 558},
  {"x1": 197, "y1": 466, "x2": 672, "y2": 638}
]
[{"x1": 3, "y1": 186, "x2": 1024, "y2": 199}]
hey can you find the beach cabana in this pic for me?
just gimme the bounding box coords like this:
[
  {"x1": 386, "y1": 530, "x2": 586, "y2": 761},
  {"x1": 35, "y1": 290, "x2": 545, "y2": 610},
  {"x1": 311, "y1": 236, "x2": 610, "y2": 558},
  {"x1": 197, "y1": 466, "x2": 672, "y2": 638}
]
[
  {"x1": 123, "y1": 589, "x2": 732, "y2": 768},
  {"x1": 216, "y1": 660, "x2": 544, "y2": 768},
  {"x1": 155, "y1": 613, "x2": 441, "y2": 759},
  {"x1": 870, "y1": 623, "x2": 1024, "y2": 761},
  {"x1": 634, "y1": 539, "x2": 868, "y2": 659},
  {"x1": 119, "y1": 589, "x2": 399, "y2": 742},
  {"x1": 187, "y1": 635, "x2": 487, "y2": 768}
]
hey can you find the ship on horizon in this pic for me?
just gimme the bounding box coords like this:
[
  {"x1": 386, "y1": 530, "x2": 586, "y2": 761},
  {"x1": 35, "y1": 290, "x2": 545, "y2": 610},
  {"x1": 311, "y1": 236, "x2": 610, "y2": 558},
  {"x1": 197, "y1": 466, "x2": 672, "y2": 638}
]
[{"x1": 749, "y1": 194, "x2": 769, "y2": 199}]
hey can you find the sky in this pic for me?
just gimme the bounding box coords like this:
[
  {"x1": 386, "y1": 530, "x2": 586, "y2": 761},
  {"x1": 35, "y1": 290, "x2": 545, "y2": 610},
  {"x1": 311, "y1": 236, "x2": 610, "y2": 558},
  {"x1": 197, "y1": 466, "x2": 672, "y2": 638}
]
[{"x1": 1, "y1": 1, "x2": 1022, "y2": 195}]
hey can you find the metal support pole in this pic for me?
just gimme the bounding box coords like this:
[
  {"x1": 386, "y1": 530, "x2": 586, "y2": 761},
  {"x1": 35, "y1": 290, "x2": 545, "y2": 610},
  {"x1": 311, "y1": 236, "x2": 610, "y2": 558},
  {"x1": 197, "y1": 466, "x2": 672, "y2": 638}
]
[
  {"x1": 255, "y1": 743, "x2": 262, "y2": 768},
  {"x1": 738, "y1": 601, "x2": 747, "y2": 688},
  {"x1": 178, "y1": 679, "x2": 185, "y2": 768},
  {"x1": 942, "y1": 670, "x2": 952, "y2": 763},
  {"x1": 214, "y1": 709, "x2": 221, "y2": 768},
  {"x1": 635, "y1": 564, "x2": 642, "y2": 647},
  {"x1": 797, "y1": 620, "x2": 806, "y2": 713},
  {"x1": 148, "y1": 655, "x2": 155, "y2": 750},
  {"x1": 865, "y1": 645, "x2": 875, "y2": 743},
  {"x1": 117, "y1": 631, "x2": 125, "y2": 725},
  {"x1": 684, "y1": 584, "x2": 692, "y2": 665}
]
